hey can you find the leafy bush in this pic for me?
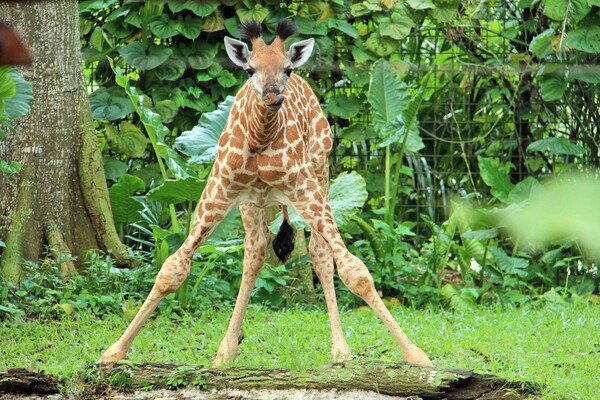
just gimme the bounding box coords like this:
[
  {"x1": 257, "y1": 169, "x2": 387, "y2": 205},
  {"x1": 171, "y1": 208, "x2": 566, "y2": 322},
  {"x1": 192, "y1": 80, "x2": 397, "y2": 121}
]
[{"x1": 71, "y1": 0, "x2": 600, "y2": 311}]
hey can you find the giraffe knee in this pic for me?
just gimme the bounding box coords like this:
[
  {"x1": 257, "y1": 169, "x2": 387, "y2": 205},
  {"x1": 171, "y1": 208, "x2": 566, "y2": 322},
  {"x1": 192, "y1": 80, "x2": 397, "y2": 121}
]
[
  {"x1": 338, "y1": 255, "x2": 376, "y2": 298},
  {"x1": 153, "y1": 254, "x2": 190, "y2": 295}
]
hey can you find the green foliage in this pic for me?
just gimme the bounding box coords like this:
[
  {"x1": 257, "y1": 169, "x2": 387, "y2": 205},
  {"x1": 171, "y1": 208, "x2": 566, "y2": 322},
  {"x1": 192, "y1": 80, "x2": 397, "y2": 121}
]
[{"x1": 73, "y1": 0, "x2": 600, "y2": 310}]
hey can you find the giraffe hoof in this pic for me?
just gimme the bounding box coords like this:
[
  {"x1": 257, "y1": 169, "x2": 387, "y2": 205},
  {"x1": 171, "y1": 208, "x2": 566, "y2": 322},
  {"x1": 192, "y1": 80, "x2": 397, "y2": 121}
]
[
  {"x1": 332, "y1": 343, "x2": 352, "y2": 362},
  {"x1": 99, "y1": 343, "x2": 128, "y2": 363},
  {"x1": 405, "y1": 348, "x2": 434, "y2": 367}
]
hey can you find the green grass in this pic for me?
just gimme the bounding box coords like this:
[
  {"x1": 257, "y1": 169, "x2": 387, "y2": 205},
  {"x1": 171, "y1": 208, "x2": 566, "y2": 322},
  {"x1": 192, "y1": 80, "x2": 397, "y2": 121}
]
[{"x1": 1, "y1": 303, "x2": 598, "y2": 399}]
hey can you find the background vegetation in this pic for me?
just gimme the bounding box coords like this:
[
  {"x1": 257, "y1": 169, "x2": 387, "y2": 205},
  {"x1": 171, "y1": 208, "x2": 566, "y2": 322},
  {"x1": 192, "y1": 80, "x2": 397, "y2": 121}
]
[
  {"x1": 1, "y1": 1, "x2": 598, "y2": 398},
  {"x1": 2, "y1": 0, "x2": 599, "y2": 312}
]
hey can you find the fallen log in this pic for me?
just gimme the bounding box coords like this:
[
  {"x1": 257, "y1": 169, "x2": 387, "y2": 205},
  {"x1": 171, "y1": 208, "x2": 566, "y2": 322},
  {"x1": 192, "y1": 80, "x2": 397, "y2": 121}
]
[
  {"x1": 0, "y1": 368, "x2": 59, "y2": 395},
  {"x1": 100, "y1": 359, "x2": 536, "y2": 399}
]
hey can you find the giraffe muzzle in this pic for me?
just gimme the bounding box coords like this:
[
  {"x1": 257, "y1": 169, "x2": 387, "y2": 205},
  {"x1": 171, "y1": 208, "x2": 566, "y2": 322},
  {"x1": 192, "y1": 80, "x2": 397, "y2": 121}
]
[{"x1": 263, "y1": 92, "x2": 285, "y2": 110}]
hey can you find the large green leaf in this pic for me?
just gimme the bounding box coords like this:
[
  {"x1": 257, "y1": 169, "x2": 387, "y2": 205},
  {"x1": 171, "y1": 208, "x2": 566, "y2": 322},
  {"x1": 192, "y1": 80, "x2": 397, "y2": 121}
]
[
  {"x1": 539, "y1": 75, "x2": 567, "y2": 102},
  {"x1": 365, "y1": 32, "x2": 398, "y2": 57},
  {"x1": 4, "y1": 69, "x2": 33, "y2": 120},
  {"x1": 329, "y1": 171, "x2": 369, "y2": 227},
  {"x1": 175, "y1": 15, "x2": 202, "y2": 39},
  {"x1": 567, "y1": 25, "x2": 600, "y2": 53},
  {"x1": 379, "y1": 13, "x2": 415, "y2": 40},
  {"x1": 325, "y1": 94, "x2": 362, "y2": 119},
  {"x1": 236, "y1": 4, "x2": 269, "y2": 22},
  {"x1": 407, "y1": 0, "x2": 436, "y2": 9},
  {"x1": 89, "y1": 87, "x2": 135, "y2": 121},
  {"x1": 149, "y1": 14, "x2": 179, "y2": 39},
  {"x1": 168, "y1": 0, "x2": 219, "y2": 17},
  {"x1": 103, "y1": 156, "x2": 128, "y2": 181},
  {"x1": 507, "y1": 177, "x2": 541, "y2": 204},
  {"x1": 154, "y1": 57, "x2": 186, "y2": 81},
  {"x1": 529, "y1": 29, "x2": 555, "y2": 58},
  {"x1": 368, "y1": 59, "x2": 410, "y2": 131},
  {"x1": 175, "y1": 96, "x2": 234, "y2": 164},
  {"x1": 477, "y1": 157, "x2": 514, "y2": 202},
  {"x1": 489, "y1": 246, "x2": 529, "y2": 277},
  {"x1": 0, "y1": 68, "x2": 16, "y2": 117},
  {"x1": 294, "y1": 17, "x2": 328, "y2": 36},
  {"x1": 147, "y1": 177, "x2": 206, "y2": 205},
  {"x1": 118, "y1": 42, "x2": 172, "y2": 70},
  {"x1": 327, "y1": 19, "x2": 358, "y2": 38},
  {"x1": 106, "y1": 121, "x2": 149, "y2": 158},
  {"x1": 109, "y1": 173, "x2": 145, "y2": 226},
  {"x1": 186, "y1": 42, "x2": 218, "y2": 70},
  {"x1": 430, "y1": 0, "x2": 459, "y2": 22},
  {"x1": 526, "y1": 137, "x2": 585, "y2": 156},
  {"x1": 542, "y1": 0, "x2": 591, "y2": 22}
]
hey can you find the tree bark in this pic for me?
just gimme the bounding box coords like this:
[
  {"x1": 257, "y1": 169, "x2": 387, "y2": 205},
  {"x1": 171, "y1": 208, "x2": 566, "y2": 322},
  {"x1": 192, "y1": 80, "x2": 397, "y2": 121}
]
[
  {"x1": 0, "y1": 0, "x2": 135, "y2": 280},
  {"x1": 0, "y1": 360, "x2": 535, "y2": 399}
]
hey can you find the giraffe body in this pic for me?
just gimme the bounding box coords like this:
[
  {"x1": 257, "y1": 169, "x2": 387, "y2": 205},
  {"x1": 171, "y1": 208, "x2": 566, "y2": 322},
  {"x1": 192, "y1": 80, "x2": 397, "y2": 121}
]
[{"x1": 100, "y1": 20, "x2": 432, "y2": 367}]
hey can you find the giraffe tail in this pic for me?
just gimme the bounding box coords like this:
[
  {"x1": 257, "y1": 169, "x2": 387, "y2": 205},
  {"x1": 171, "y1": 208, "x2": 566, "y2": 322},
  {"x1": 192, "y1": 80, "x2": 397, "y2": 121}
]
[{"x1": 272, "y1": 206, "x2": 295, "y2": 263}]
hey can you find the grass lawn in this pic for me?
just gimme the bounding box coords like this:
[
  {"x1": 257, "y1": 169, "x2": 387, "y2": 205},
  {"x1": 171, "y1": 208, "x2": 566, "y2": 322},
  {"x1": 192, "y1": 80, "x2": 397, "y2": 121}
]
[{"x1": 1, "y1": 302, "x2": 598, "y2": 399}]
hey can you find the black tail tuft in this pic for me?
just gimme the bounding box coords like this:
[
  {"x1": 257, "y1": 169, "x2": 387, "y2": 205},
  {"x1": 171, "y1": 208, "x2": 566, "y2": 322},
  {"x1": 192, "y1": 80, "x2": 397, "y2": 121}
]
[{"x1": 273, "y1": 219, "x2": 295, "y2": 263}]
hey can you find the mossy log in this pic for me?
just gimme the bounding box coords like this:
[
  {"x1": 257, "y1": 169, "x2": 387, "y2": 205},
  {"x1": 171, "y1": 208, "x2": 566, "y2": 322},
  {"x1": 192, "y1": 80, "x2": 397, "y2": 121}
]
[
  {"x1": 0, "y1": 368, "x2": 59, "y2": 395},
  {"x1": 99, "y1": 359, "x2": 535, "y2": 399}
]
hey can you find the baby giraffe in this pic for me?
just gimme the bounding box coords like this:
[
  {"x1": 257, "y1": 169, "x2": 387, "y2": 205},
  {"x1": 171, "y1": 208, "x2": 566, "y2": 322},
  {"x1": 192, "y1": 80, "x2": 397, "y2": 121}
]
[{"x1": 100, "y1": 20, "x2": 433, "y2": 367}]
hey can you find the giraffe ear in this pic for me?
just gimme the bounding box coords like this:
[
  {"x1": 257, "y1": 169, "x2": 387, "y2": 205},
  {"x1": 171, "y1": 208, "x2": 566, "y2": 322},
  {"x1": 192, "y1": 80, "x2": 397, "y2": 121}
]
[
  {"x1": 224, "y1": 37, "x2": 250, "y2": 67},
  {"x1": 287, "y1": 38, "x2": 314, "y2": 68}
]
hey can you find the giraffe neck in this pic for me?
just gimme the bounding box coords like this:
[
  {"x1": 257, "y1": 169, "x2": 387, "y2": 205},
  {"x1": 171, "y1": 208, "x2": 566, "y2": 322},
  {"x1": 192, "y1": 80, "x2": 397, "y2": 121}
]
[{"x1": 246, "y1": 95, "x2": 281, "y2": 152}]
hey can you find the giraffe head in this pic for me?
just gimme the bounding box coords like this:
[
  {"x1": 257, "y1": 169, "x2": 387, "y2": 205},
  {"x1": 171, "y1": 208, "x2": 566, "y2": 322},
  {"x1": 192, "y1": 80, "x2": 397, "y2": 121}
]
[{"x1": 224, "y1": 20, "x2": 314, "y2": 111}]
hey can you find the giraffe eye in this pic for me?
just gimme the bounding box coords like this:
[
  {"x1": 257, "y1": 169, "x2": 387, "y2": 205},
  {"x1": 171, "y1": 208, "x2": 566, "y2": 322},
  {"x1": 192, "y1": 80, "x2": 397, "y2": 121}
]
[
  {"x1": 284, "y1": 68, "x2": 293, "y2": 77},
  {"x1": 245, "y1": 68, "x2": 256, "y2": 77}
]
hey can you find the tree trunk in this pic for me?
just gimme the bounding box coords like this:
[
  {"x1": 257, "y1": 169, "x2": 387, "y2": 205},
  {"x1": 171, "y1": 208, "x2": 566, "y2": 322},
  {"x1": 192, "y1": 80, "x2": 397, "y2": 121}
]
[
  {"x1": 0, "y1": 360, "x2": 535, "y2": 399},
  {"x1": 0, "y1": 0, "x2": 135, "y2": 280}
]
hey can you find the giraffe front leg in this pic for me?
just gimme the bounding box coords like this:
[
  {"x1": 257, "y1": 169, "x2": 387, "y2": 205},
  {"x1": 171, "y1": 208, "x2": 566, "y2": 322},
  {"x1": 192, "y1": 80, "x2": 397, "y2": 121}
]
[
  {"x1": 99, "y1": 252, "x2": 191, "y2": 362},
  {"x1": 309, "y1": 231, "x2": 352, "y2": 362},
  {"x1": 214, "y1": 204, "x2": 268, "y2": 367},
  {"x1": 100, "y1": 184, "x2": 233, "y2": 363},
  {"x1": 290, "y1": 183, "x2": 433, "y2": 367}
]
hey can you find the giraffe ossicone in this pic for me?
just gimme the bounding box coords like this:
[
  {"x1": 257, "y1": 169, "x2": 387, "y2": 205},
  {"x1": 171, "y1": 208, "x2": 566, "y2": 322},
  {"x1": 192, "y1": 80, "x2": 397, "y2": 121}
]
[{"x1": 99, "y1": 19, "x2": 433, "y2": 368}]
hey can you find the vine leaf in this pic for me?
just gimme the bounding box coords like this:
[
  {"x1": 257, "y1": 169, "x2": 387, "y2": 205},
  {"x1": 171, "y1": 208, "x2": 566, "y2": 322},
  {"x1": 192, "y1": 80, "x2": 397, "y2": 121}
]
[
  {"x1": 477, "y1": 157, "x2": 514, "y2": 203},
  {"x1": 567, "y1": 25, "x2": 600, "y2": 53},
  {"x1": 118, "y1": 42, "x2": 172, "y2": 70},
  {"x1": 526, "y1": 137, "x2": 584, "y2": 156},
  {"x1": 541, "y1": 0, "x2": 591, "y2": 22},
  {"x1": 106, "y1": 121, "x2": 149, "y2": 158},
  {"x1": 89, "y1": 87, "x2": 135, "y2": 121}
]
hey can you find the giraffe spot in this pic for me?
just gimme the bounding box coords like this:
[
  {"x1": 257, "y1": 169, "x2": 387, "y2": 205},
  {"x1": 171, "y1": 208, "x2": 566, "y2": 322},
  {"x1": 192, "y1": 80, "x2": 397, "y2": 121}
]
[
  {"x1": 264, "y1": 155, "x2": 284, "y2": 167},
  {"x1": 226, "y1": 152, "x2": 244, "y2": 170},
  {"x1": 259, "y1": 169, "x2": 287, "y2": 182},
  {"x1": 310, "y1": 203, "x2": 323, "y2": 214},
  {"x1": 244, "y1": 156, "x2": 258, "y2": 171},
  {"x1": 234, "y1": 172, "x2": 257, "y2": 184},
  {"x1": 307, "y1": 180, "x2": 318, "y2": 191}
]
